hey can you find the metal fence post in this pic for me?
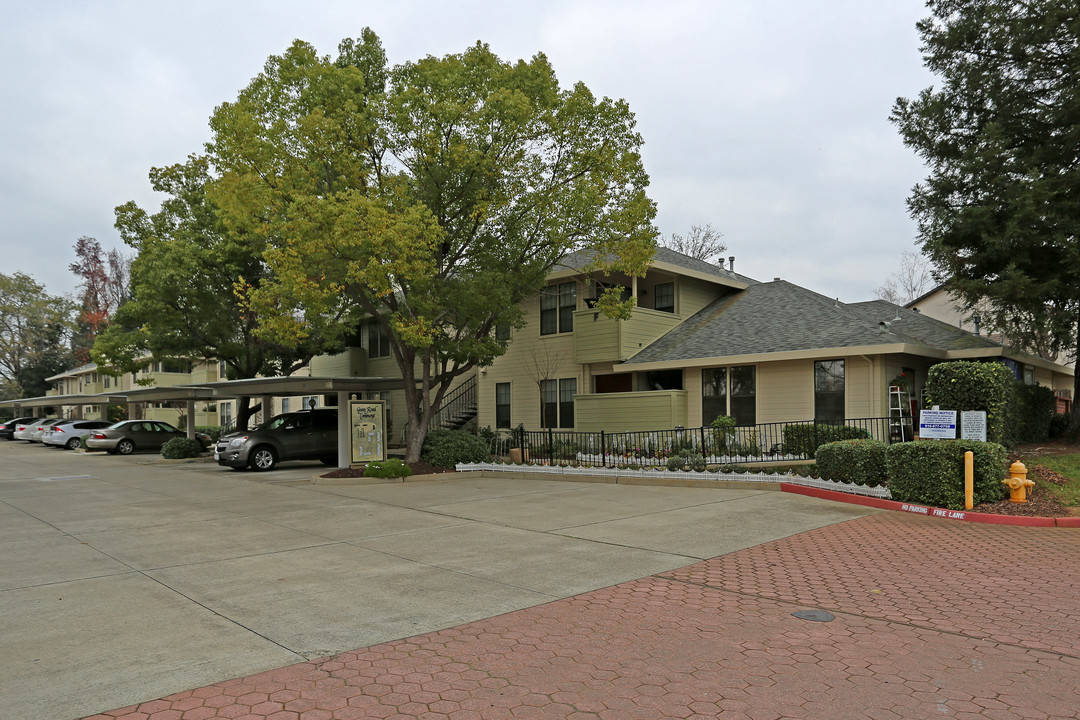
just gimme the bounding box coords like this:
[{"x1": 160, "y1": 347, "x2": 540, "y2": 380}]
[{"x1": 600, "y1": 430, "x2": 607, "y2": 467}]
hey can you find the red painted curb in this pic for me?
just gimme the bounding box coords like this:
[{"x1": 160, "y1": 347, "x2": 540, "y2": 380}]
[{"x1": 780, "y1": 483, "x2": 1076, "y2": 527}]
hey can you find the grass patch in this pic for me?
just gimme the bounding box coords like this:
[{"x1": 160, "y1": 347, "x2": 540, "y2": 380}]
[{"x1": 1027, "y1": 454, "x2": 1080, "y2": 506}]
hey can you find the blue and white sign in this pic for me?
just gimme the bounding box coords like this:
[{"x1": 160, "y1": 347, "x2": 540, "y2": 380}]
[{"x1": 920, "y1": 409, "x2": 957, "y2": 439}]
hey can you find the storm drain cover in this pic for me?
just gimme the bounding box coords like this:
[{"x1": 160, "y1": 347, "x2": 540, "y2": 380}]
[{"x1": 792, "y1": 610, "x2": 835, "y2": 622}]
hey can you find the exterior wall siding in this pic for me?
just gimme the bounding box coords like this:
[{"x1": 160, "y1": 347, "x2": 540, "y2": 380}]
[
  {"x1": 677, "y1": 276, "x2": 725, "y2": 318},
  {"x1": 575, "y1": 391, "x2": 688, "y2": 432},
  {"x1": 756, "y1": 361, "x2": 813, "y2": 424}
]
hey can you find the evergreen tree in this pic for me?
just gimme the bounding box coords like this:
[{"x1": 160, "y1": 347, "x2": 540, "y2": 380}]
[{"x1": 892, "y1": 0, "x2": 1080, "y2": 428}]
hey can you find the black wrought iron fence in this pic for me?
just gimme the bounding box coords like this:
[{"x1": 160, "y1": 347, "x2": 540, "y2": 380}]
[{"x1": 491, "y1": 417, "x2": 894, "y2": 467}]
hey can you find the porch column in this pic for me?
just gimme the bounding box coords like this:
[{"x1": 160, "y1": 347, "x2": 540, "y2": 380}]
[
  {"x1": 337, "y1": 390, "x2": 350, "y2": 468},
  {"x1": 632, "y1": 275, "x2": 638, "y2": 298},
  {"x1": 259, "y1": 395, "x2": 273, "y2": 424},
  {"x1": 186, "y1": 401, "x2": 196, "y2": 439}
]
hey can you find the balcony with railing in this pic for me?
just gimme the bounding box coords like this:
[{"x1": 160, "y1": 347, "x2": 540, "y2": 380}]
[
  {"x1": 572, "y1": 307, "x2": 682, "y2": 364},
  {"x1": 309, "y1": 346, "x2": 367, "y2": 377}
]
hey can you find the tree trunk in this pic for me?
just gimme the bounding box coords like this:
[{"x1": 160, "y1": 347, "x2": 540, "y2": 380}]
[
  {"x1": 405, "y1": 416, "x2": 426, "y2": 464},
  {"x1": 236, "y1": 397, "x2": 259, "y2": 431}
]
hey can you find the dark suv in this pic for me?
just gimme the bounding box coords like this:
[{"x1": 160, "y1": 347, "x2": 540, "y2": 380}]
[{"x1": 215, "y1": 409, "x2": 338, "y2": 471}]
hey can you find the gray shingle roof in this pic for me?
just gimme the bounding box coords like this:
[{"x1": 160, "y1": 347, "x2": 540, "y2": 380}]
[
  {"x1": 625, "y1": 280, "x2": 1004, "y2": 364},
  {"x1": 556, "y1": 246, "x2": 757, "y2": 285}
]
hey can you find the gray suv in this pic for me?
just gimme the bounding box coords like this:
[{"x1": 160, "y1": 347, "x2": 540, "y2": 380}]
[{"x1": 215, "y1": 409, "x2": 338, "y2": 471}]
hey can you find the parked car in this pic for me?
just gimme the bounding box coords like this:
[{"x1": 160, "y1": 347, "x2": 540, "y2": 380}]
[
  {"x1": 14, "y1": 418, "x2": 59, "y2": 441},
  {"x1": 215, "y1": 408, "x2": 338, "y2": 471},
  {"x1": 42, "y1": 420, "x2": 114, "y2": 449},
  {"x1": 86, "y1": 420, "x2": 211, "y2": 455},
  {"x1": 0, "y1": 416, "x2": 39, "y2": 440},
  {"x1": 31, "y1": 418, "x2": 77, "y2": 443}
]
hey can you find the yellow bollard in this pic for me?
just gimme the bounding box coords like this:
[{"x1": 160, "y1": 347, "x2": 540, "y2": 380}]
[
  {"x1": 1002, "y1": 460, "x2": 1034, "y2": 503},
  {"x1": 964, "y1": 451, "x2": 973, "y2": 510}
]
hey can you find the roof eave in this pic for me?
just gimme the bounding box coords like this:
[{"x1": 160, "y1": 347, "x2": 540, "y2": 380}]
[
  {"x1": 614, "y1": 343, "x2": 935, "y2": 372},
  {"x1": 548, "y1": 259, "x2": 749, "y2": 290}
]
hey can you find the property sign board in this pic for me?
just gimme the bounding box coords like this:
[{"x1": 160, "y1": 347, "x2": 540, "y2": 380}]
[
  {"x1": 919, "y1": 409, "x2": 957, "y2": 439},
  {"x1": 349, "y1": 400, "x2": 386, "y2": 464},
  {"x1": 960, "y1": 411, "x2": 987, "y2": 442}
]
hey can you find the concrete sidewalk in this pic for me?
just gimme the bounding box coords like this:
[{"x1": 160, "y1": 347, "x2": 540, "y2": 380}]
[
  {"x1": 0, "y1": 443, "x2": 872, "y2": 720},
  {"x1": 83, "y1": 511, "x2": 1080, "y2": 720}
]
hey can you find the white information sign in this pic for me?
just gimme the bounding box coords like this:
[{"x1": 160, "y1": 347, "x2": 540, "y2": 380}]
[
  {"x1": 349, "y1": 400, "x2": 386, "y2": 464},
  {"x1": 960, "y1": 411, "x2": 987, "y2": 442},
  {"x1": 919, "y1": 409, "x2": 957, "y2": 439}
]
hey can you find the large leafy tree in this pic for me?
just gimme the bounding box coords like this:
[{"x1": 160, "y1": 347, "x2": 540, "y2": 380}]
[
  {"x1": 95, "y1": 156, "x2": 334, "y2": 429},
  {"x1": 0, "y1": 272, "x2": 76, "y2": 398},
  {"x1": 206, "y1": 31, "x2": 657, "y2": 461},
  {"x1": 892, "y1": 0, "x2": 1080, "y2": 427}
]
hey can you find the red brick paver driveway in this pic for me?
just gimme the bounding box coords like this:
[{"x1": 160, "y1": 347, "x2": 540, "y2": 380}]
[{"x1": 85, "y1": 512, "x2": 1080, "y2": 720}]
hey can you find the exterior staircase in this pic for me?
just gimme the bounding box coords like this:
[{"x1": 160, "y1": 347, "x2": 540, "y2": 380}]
[{"x1": 431, "y1": 376, "x2": 478, "y2": 431}]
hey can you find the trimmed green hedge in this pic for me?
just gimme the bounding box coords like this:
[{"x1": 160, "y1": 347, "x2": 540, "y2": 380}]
[
  {"x1": 885, "y1": 439, "x2": 1007, "y2": 510},
  {"x1": 195, "y1": 425, "x2": 224, "y2": 443},
  {"x1": 815, "y1": 438, "x2": 887, "y2": 487},
  {"x1": 1011, "y1": 383, "x2": 1055, "y2": 444},
  {"x1": 363, "y1": 458, "x2": 413, "y2": 478},
  {"x1": 161, "y1": 437, "x2": 205, "y2": 459},
  {"x1": 924, "y1": 361, "x2": 1013, "y2": 445},
  {"x1": 422, "y1": 429, "x2": 491, "y2": 468},
  {"x1": 782, "y1": 423, "x2": 870, "y2": 457}
]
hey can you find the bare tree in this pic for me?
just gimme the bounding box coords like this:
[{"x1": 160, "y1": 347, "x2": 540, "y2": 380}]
[
  {"x1": 521, "y1": 343, "x2": 564, "y2": 428},
  {"x1": 875, "y1": 251, "x2": 935, "y2": 305},
  {"x1": 663, "y1": 223, "x2": 726, "y2": 264}
]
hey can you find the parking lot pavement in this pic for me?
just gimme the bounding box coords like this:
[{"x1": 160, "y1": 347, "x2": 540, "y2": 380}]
[
  {"x1": 0, "y1": 442, "x2": 874, "y2": 720},
  {"x1": 82, "y1": 512, "x2": 1080, "y2": 720}
]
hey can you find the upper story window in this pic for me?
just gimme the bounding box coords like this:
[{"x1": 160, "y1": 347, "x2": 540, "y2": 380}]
[
  {"x1": 367, "y1": 320, "x2": 391, "y2": 358},
  {"x1": 540, "y1": 282, "x2": 576, "y2": 335},
  {"x1": 654, "y1": 282, "x2": 675, "y2": 313},
  {"x1": 159, "y1": 359, "x2": 192, "y2": 374}
]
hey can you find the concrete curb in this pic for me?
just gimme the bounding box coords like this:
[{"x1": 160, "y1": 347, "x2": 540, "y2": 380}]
[{"x1": 782, "y1": 482, "x2": 1080, "y2": 527}]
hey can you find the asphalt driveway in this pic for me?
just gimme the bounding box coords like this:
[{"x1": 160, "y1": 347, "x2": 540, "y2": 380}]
[{"x1": 0, "y1": 442, "x2": 874, "y2": 720}]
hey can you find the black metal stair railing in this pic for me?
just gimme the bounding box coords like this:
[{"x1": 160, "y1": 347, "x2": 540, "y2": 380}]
[{"x1": 430, "y1": 375, "x2": 478, "y2": 431}]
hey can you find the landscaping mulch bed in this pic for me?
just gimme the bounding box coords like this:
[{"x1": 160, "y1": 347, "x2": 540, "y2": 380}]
[
  {"x1": 320, "y1": 460, "x2": 453, "y2": 479},
  {"x1": 972, "y1": 440, "x2": 1080, "y2": 518}
]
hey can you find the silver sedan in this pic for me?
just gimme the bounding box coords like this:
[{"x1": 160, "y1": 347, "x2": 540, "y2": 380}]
[{"x1": 86, "y1": 420, "x2": 210, "y2": 455}]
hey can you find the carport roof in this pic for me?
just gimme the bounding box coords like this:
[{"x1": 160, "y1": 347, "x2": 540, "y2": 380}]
[
  {"x1": 190, "y1": 376, "x2": 403, "y2": 398},
  {"x1": 0, "y1": 376, "x2": 404, "y2": 409}
]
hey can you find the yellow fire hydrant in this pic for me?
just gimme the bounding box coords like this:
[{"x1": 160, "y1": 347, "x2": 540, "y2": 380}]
[{"x1": 1002, "y1": 461, "x2": 1035, "y2": 503}]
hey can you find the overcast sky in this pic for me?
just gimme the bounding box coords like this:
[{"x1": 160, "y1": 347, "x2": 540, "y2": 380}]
[{"x1": 1, "y1": 0, "x2": 935, "y2": 303}]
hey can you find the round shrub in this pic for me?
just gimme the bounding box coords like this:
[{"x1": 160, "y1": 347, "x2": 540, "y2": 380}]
[
  {"x1": 161, "y1": 437, "x2": 205, "y2": 459},
  {"x1": 815, "y1": 438, "x2": 887, "y2": 487},
  {"x1": 363, "y1": 458, "x2": 413, "y2": 478},
  {"x1": 422, "y1": 430, "x2": 491, "y2": 468},
  {"x1": 666, "y1": 455, "x2": 686, "y2": 471}
]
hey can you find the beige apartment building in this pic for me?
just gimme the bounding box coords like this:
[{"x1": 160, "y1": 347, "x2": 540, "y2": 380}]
[
  {"x1": 312, "y1": 247, "x2": 1074, "y2": 441},
  {"x1": 26, "y1": 249, "x2": 1073, "y2": 442}
]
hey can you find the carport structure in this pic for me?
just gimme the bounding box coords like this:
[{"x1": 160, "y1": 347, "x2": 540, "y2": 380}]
[{"x1": 0, "y1": 375, "x2": 403, "y2": 467}]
